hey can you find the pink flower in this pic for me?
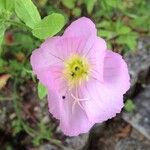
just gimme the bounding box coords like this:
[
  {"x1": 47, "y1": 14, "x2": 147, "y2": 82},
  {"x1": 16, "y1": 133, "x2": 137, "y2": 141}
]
[{"x1": 30, "y1": 17, "x2": 130, "y2": 136}]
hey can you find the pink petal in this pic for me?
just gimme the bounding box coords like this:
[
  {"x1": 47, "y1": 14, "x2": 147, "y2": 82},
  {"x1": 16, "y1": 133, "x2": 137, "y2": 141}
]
[
  {"x1": 46, "y1": 67, "x2": 68, "y2": 119},
  {"x1": 81, "y1": 50, "x2": 130, "y2": 123},
  {"x1": 35, "y1": 65, "x2": 63, "y2": 88},
  {"x1": 81, "y1": 80, "x2": 124, "y2": 123},
  {"x1": 47, "y1": 88, "x2": 61, "y2": 119},
  {"x1": 47, "y1": 79, "x2": 93, "y2": 136},
  {"x1": 31, "y1": 36, "x2": 106, "y2": 90},
  {"x1": 30, "y1": 36, "x2": 63, "y2": 73},
  {"x1": 63, "y1": 17, "x2": 96, "y2": 38},
  {"x1": 53, "y1": 36, "x2": 107, "y2": 128},
  {"x1": 30, "y1": 36, "x2": 88, "y2": 87},
  {"x1": 58, "y1": 90, "x2": 93, "y2": 136},
  {"x1": 86, "y1": 36, "x2": 106, "y2": 82},
  {"x1": 104, "y1": 50, "x2": 130, "y2": 93},
  {"x1": 30, "y1": 17, "x2": 130, "y2": 136},
  {"x1": 54, "y1": 36, "x2": 88, "y2": 58}
]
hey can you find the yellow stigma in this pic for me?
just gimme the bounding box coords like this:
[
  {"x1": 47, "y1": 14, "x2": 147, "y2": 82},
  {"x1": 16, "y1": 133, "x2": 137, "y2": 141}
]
[{"x1": 63, "y1": 54, "x2": 90, "y2": 88}]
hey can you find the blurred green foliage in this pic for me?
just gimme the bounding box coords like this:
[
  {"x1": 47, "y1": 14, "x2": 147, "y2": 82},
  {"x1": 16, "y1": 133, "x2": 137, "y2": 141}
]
[
  {"x1": 0, "y1": 0, "x2": 149, "y2": 149},
  {"x1": 124, "y1": 99, "x2": 135, "y2": 112},
  {"x1": 60, "y1": 0, "x2": 149, "y2": 51},
  {"x1": 38, "y1": 82, "x2": 47, "y2": 99}
]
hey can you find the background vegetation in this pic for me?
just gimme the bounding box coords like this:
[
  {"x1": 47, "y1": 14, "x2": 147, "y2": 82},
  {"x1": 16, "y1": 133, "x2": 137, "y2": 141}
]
[{"x1": 0, "y1": 0, "x2": 149, "y2": 149}]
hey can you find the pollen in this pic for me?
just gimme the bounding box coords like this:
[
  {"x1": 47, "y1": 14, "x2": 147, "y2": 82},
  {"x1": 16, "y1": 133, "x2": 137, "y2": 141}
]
[{"x1": 63, "y1": 54, "x2": 90, "y2": 88}]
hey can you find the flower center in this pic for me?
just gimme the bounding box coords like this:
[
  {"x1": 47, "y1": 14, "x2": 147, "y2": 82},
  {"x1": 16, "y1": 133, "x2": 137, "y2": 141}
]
[{"x1": 63, "y1": 54, "x2": 90, "y2": 88}]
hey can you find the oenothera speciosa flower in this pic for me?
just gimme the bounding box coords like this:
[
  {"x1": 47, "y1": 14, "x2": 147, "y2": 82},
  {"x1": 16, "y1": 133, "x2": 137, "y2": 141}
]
[{"x1": 30, "y1": 17, "x2": 130, "y2": 136}]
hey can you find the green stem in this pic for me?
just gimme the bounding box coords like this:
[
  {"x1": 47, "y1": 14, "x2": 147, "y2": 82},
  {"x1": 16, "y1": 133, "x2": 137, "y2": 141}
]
[
  {"x1": 12, "y1": 80, "x2": 38, "y2": 137},
  {"x1": 12, "y1": 80, "x2": 64, "y2": 149},
  {"x1": 0, "y1": 95, "x2": 16, "y2": 101},
  {"x1": 49, "y1": 139, "x2": 65, "y2": 149},
  {"x1": 12, "y1": 80, "x2": 22, "y2": 122},
  {"x1": 6, "y1": 19, "x2": 31, "y2": 31}
]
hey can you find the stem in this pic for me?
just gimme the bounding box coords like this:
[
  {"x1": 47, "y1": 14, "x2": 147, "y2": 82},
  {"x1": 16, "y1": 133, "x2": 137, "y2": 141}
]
[
  {"x1": 12, "y1": 80, "x2": 65, "y2": 149},
  {"x1": 12, "y1": 80, "x2": 35, "y2": 137},
  {"x1": 0, "y1": 96, "x2": 16, "y2": 101},
  {"x1": 0, "y1": 47, "x2": 3, "y2": 56},
  {"x1": 6, "y1": 20, "x2": 31, "y2": 31},
  {"x1": 12, "y1": 80, "x2": 22, "y2": 122},
  {"x1": 49, "y1": 139, "x2": 66, "y2": 149}
]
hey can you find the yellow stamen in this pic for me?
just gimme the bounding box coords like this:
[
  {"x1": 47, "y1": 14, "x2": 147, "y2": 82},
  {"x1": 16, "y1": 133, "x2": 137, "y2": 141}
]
[{"x1": 63, "y1": 54, "x2": 90, "y2": 88}]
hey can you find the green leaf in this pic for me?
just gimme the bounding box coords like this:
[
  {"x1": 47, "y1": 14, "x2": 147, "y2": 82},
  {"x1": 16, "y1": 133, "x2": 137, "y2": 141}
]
[
  {"x1": 131, "y1": 16, "x2": 150, "y2": 31},
  {"x1": 37, "y1": 82, "x2": 47, "y2": 100},
  {"x1": 14, "y1": 33, "x2": 34, "y2": 49},
  {"x1": 0, "y1": 11, "x2": 12, "y2": 28},
  {"x1": 105, "y1": 0, "x2": 122, "y2": 9},
  {"x1": 15, "y1": 0, "x2": 41, "y2": 29},
  {"x1": 72, "y1": 8, "x2": 81, "y2": 17},
  {"x1": 0, "y1": 0, "x2": 13, "y2": 33},
  {"x1": 118, "y1": 26, "x2": 131, "y2": 35},
  {"x1": 85, "y1": 0, "x2": 96, "y2": 14},
  {"x1": 96, "y1": 20, "x2": 111, "y2": 28},
  {"x1": 98, "y1": 29, "x2": 114, "y2": 39},
  {"x1": 0, "y1": 0, "x2": 14, "y2": 12},
  {"x1": 32, "y1": 13, "x2": 65, "y2": 39},
  {"x1": 0, "y1": 59, "x2": 6, "y2": 67},
  {"x1": 0, "y1": 24, "x2": 6, "y2": 45},
  {"x1": 116, "y1": 32, "x2": 138, "y2": 51},
  {"x1": 61, "y1": 0, "x2": 76, "y2": 9},
  {"x1": 115, "y1": 21, "x2": 131, "y2": 35},
  {"x1": 124, "y1": 99, "x2": 135, "y2": 112}
]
